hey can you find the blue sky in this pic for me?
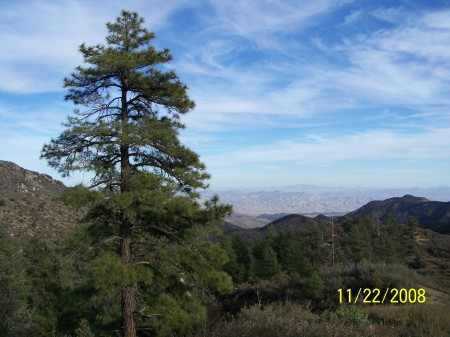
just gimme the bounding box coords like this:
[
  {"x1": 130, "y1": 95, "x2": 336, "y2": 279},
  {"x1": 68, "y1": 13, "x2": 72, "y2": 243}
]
[{"x1": 1, "y1": 0, "x2": 450, "y2": 190}]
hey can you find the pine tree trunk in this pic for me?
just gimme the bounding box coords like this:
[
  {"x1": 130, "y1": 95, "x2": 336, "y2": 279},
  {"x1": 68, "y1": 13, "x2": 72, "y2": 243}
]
[
  {"x1": 120, "y1": 196, "x2": 137, "y2": 337},
  {"x1": 120, "y1": 83, "x2": 137, "y2": 337},
  {"x1": 122, "y1": 289, "x2": 136, "y2": 336},
  {"x1": 120, "y1": 213, "x2": 136, "y2": 337}
]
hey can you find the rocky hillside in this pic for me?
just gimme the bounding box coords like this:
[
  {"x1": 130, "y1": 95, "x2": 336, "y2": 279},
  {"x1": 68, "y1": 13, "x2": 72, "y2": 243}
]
[{"x1": 0, "y1": 160, "x2": 79, "y2": 242}]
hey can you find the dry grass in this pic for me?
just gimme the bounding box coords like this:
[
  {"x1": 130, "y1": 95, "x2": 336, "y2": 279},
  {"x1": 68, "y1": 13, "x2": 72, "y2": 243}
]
[{"x1": 200, "y1": 302, "x2": 450, "y2": 337}]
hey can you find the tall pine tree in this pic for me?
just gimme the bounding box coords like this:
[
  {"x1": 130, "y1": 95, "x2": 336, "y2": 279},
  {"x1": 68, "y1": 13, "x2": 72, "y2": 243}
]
[{"x1": 41, "y1": 11, "x2": 231, "y2": 337}]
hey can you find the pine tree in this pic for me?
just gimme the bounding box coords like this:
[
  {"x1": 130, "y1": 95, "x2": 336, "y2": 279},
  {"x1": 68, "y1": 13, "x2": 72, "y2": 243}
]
[
  {"x1": 231, "y1": 235, "x2": 255, "y2": 282},
  {"x1": 222, "y1": 237, "x2": 245, "y2": 283},
  {"x1": 408, "y1": 216, "x2": 419, "y2": 254},
  {"x1": 41, "y1": 11, "x2": 231, "y2": 337},
  {"x1": 253, "y1": 240, "x2": 281, "y2": 279},
  {"x1": 22, "y1": 237, "x2": 61, "y2": 336},
  {"x1": 276, "y1": 234, "x2": 313, "y2": 277},
  {"x1": 0, "y1": 233, "x2": 27, "y2": 336}
]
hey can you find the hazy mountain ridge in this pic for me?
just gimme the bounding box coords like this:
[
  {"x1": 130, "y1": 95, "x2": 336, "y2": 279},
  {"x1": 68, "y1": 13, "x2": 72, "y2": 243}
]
[
  {"x1": 222, "y1": 195, "x2": 450, "y2": 236},
  {"x1": 205, "y1": 185, "x2": 450, "y2": 215},
  {"x1": 2, "y1": 160, "x2": 449, "y2": 241}
]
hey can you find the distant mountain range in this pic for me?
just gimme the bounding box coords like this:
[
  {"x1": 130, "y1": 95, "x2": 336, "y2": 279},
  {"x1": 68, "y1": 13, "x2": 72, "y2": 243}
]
[
  {"x1": 204, "y1": 184, "x2": 450, "y2": 215},
  {"x1": 1, "y1": 160, "x2": 449, "y2": 243},
  {"x1": 218, "y1": 194, "x2": 450, "y2": 236}
]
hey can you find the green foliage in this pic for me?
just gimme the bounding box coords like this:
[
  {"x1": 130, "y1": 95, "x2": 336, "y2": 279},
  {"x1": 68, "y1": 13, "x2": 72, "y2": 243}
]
[
  {"x1": 59, "y1": 184, "x2": 104, "y2": 209},
  {"x1": 39, "y1": 9, "x2": 233, "y2": 337},
  {"x1": 304, "y1": 272, "x2": 324, "y2": 299},
  {"x1": 0, "y1": 232, "x2": 27, "y2": 336},
  {"x1": 205, "y1": 303, "x2": 379, "y2": 337},
  {"x1": 330, "y1": 305, "x2": 368, "y2": 324},
  {"x1": 150, "y1": 293, "x2": 206, "y2": 337},
  {"x1": 275, "y1": 232, "x2": 314, "y2": 277},
  {"x1": 75, "y1": 319, "x2": 96, "y2": 337},
  {"x1": 88, "y1": 252, "x2": 154, "y2": 293},
  {"x1": 225, "y1": 235, "x2": 255, "y2": 283},
  {"x1": 21, "y1": 237, "x2": 61, "y2": 336},
  {"x1": 344, "y1": 217, "x2": 373, "y2": 262},
  {"x1": 254, "y1": 241, "x2": 281, "y2": 279},
  {"x1": 365, "y1": 303, "x2": 450, "y2": 337},
  {"x1": 0, "y1": 234, "x2": 67, "y2": 336}
]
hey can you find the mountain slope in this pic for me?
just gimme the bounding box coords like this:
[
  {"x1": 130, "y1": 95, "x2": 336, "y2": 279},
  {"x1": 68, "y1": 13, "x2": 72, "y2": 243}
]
[
  {"x1": 0, "y1": 160, "x2": 79, "y2": 242},
  {"x1": 347, "y1": 195, "x2": 450, "y2": 234},
  {"x1": 268, "y1": 214, "x2": 328, "y2": 233}
]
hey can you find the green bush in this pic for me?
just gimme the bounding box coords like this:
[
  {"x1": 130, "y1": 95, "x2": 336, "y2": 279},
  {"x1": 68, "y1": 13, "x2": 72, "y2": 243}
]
[
  {"x1": 75, "y1": 319, "x2": 95, "y2": 337},
  {"x1": 202, "y1": 301, "x2": 450, "y2": 337},
  {"x1": 205, "y1": 303, "x2": 381, "y2": 337},
  {"x1": 331, "y1": 305, "x2": 368, "y2": 324},
  {"x1": 207, "y1": 303, "x2": 315, "y2": 337}
]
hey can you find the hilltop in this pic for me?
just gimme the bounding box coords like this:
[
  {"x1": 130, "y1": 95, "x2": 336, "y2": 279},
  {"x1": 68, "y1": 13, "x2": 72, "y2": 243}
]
[{"x1": 347, "y1": 194, "x2": 450, "y2": 234}]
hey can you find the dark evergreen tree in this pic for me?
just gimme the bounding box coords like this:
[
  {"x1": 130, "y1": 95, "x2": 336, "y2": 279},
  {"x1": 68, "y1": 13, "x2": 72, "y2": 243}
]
[
  {"x1": 408, "y1": 216, "x2": 419, "y2": 254},
  {"x1": 22, "y1": 237, "x2": 61, "y2": 336},
  {"x1": 222, "y1": 237, "x2": 244, "y2": 283},
  {"x1": 0, "y1": 234, "x2": 63, "y2": 336},
  {"x1": 231, "y1": 234, "x2": 256, "y2": 282},
  {"x1": 382, "y1": 216, "x2": 408, "y2": 263},
  {"x1": 299, "y1": 222, "x2": 327, "y2": 267},
  {"x1": 253, "y1": 240, "x2": 281, "y2": 279},
  {"x1": 0, "y1": 233, "x2": 27, "y2": 336},
  {"x1": 346, "y1": 218, "x2": 373, "y2": 263},
  {"x1": 276, "y1": 233, "x2": 312, "y2": 277},
  {"x1": 41, "y1": 11, "x2": 231, "y2": 337}
]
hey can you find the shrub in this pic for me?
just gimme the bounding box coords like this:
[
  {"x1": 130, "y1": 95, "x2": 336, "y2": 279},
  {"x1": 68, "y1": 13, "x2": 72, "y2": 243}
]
[
  {"x1": 205, "y1": 303, "x2": 381, "y2": 337},
  {"x1": 208, "y1": 303, "x2": 316, "y2": 337},
  {"x1": 365, "y1": 303, "x2": 450, "y2": 337},
  {"x1": 331, "y1": 305, "x2": 368, "y2": 324},
  {"x1": 75, "y1": 319, "x2": 95, "y2": 337},
  {"x1": 408, "y1": 257, "x2": 427, "y2": 269}
]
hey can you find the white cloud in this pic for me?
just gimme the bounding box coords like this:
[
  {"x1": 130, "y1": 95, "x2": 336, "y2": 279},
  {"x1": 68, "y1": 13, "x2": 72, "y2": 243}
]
[
  {"x1": 175, "y1": 5, "x2": 450, "y2": 135},
  {"x1": 371, "y1": 7, "x2": 408, "y2": 24},
  {"x1": 318, "y1": 9, "x2": 450, "y2": 109},
  {"x1": 343, "y1": 9, "x2": 363, "y2": 25},
  {"x1": 209, "y1": 0, "x2": 351, "y2": 45},
  {"x1": 0, "y1": 0, "x2": 191, "y2": 93},
  {"x1": 2, "y1": 1, "x2": 449, "y2": 190},
  {"x1": 421, "y1": 10, "x2": 450, "y2": 29},
  {"x1": 0, "y1": 1, "x2": 102, "y2": 93},
  {"x1": 204, "y1": 128, "x2": 450, "y2": 166}
]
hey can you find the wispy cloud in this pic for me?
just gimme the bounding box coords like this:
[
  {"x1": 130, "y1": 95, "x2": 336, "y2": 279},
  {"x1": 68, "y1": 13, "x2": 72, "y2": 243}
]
[
  {"x1": 343, "y1": 9, "x2": 363, "y2": 25},
  {"x1": 208, "y1": 0, "x2": 352, "y2": 47},
  {"x1": 2, "y1": 1, "x2": 449, "y2": 189},
  {"x1": 175, "y1": 4, "x2": 450, "y2": 136},
  {"x1": 204, "y1": 128, "x2": 450, "y2": 166},
  {"x1": 0, "y1": 0, "x2": 191, "y2": 93}
]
